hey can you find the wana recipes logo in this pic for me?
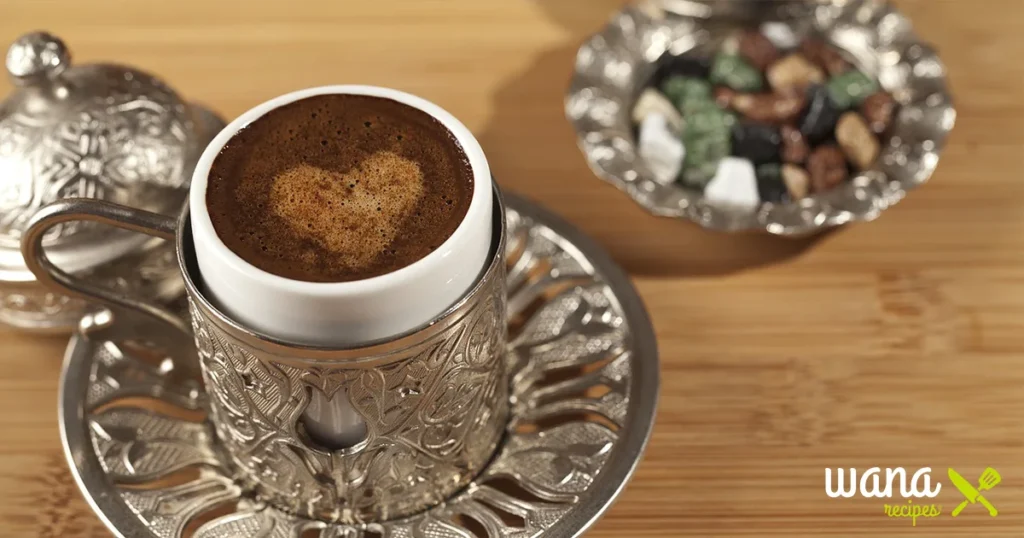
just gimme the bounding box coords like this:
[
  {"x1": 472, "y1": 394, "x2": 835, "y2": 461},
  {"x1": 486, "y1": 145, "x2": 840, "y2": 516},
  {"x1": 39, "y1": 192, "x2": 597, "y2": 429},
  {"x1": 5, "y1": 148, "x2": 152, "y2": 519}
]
[{"x1": 825, "y1": 466, "x2": 1001, "y2": 526}]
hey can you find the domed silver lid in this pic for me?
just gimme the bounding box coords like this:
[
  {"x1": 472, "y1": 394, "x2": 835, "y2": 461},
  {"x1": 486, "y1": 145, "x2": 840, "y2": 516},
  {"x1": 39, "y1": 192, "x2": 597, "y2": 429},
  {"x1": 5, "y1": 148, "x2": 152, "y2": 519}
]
[
  {"x1": 0, "y1": 31, "x2": 219, "y2": 279},
  {"x1": 0, "y1": 31, "x2": 225, "y2": 333}
]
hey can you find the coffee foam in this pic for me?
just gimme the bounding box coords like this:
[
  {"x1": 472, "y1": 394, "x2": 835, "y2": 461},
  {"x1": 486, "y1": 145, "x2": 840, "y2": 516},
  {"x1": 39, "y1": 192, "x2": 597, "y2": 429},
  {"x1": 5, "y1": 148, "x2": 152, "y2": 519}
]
[
  {"x1": 206, "y1": 93, "x2": 473, "y2": 282},
  {"x1": 269, "y1": 154, "x2": 424, "y2": 267}
]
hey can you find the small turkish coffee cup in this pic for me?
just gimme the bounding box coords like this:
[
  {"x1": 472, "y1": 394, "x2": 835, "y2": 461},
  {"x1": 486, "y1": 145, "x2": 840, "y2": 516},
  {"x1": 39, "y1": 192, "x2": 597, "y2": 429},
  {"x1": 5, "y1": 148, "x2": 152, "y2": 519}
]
[{"x1": 21, "y1": 86, "x2": 509, "y2": 524}]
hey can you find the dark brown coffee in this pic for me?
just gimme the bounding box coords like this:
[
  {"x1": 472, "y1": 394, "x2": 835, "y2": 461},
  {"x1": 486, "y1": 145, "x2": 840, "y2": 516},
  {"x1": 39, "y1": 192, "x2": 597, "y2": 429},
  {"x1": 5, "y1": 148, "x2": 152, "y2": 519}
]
[{"x1": 206, "y1": 94, "x2": 474, "y2": 283}]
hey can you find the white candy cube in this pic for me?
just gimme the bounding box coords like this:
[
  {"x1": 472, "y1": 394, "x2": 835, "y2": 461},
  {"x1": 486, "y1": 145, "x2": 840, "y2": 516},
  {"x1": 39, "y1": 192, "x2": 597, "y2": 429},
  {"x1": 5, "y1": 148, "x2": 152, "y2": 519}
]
[
  {"x1": 703, "y1": 156, "x2": 761, "y2": 211},
  {"x1": 760, "y1": 22, "x2": 800, "y2": 49},
  {"x1": 638, "y1": 113, "x2": 685, "y2": 186}
]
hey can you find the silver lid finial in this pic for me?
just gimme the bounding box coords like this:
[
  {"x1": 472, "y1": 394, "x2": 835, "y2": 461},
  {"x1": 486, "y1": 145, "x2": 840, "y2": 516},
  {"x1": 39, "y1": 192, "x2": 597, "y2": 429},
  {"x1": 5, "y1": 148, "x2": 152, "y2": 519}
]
[{"x1": 6, "y1": 31, "x2": 71, "y2": 86}]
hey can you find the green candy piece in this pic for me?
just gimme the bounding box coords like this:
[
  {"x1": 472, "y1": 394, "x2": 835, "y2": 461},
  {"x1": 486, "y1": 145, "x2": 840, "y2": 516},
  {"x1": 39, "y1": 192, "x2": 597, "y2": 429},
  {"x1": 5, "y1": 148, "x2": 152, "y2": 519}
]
[
  {"x1": 683, "y1": 104, "x2": 735, "y2": 137},
  {"x1": 680, "y1": 97, "x2": 719, "y2": 116},
  {"x1": 679, "y1": 130, "x2": 731, "y2": 188},
  {"x1": 709, "y1": 53, "x2": 763, "y2": 92},
  {"x1": 661, "y1": 75, "x2": 712, "y2": 109},
  {"x1": 826, "y1": 70, "x2": 880, "y2": 109}
]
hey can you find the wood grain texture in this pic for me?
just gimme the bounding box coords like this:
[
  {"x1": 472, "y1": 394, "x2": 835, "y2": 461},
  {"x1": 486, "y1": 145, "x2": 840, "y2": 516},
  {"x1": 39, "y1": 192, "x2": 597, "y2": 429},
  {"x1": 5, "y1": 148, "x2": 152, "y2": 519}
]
[{"x1": 0, "y1": 0, "x2": 1022, "y2": 536}]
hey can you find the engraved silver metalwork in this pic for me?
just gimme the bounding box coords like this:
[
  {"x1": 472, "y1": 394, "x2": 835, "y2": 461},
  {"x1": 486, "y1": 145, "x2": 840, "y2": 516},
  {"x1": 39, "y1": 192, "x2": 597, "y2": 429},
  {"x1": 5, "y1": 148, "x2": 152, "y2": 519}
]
[
  {"x1": 26, "y1": 187, "x2": 510, "y2": 523},
  {"x1": 566, "y1": 0, "x2": 955, "y2": 235},
  {"x1": 188, "y1": 222, "x2": 508, "y2": 523},
  {"x1": 0, "y1": 31, "x2": 225, "y2": 331},
  {"x1": 59, "y1": 194, "x2": 658, "y2": 538}
]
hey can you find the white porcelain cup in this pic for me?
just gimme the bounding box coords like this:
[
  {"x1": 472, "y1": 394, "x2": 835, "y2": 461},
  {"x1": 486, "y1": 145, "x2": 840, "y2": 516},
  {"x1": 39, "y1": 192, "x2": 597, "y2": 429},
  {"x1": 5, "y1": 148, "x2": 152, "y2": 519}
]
[{"x1": 190, "y1": 85, "x2": 493, "y2": 347}]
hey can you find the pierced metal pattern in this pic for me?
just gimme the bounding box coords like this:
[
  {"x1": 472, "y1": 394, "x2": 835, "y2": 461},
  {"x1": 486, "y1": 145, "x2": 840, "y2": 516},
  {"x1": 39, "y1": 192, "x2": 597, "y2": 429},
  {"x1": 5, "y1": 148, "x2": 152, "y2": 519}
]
[
  {"x1": 90, "y1": 407, "x2": 219, "y2": 483},
  {"x1": 566, "y1": 0, "x2": 955, "y2": 235},
  {"x1": 60, "y1": 195, "x2": 659, "y2": 538},
  {"x1": 189, "y1": 263, "x2": 509, "y2": 523},
  {"x1": 119, "y1": 471, "x2": 242, "y2": 538},
  {"x1": 87, "y1": 336, "x2": 204, "y2": 411}
]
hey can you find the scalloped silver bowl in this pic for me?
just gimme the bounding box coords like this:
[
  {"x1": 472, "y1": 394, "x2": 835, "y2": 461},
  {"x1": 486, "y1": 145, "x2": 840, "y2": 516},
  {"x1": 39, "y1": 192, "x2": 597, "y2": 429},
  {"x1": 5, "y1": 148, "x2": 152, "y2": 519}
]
[{"x1": 566, "y1": 0, "x2": 955, "y2": 235}]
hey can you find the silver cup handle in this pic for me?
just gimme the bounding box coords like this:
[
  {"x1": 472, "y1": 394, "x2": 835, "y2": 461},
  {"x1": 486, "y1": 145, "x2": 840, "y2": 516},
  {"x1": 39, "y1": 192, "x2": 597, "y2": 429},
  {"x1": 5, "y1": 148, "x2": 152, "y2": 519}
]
[{"x1": 21, "y1": 198, "x2": 199, "y2": 378}]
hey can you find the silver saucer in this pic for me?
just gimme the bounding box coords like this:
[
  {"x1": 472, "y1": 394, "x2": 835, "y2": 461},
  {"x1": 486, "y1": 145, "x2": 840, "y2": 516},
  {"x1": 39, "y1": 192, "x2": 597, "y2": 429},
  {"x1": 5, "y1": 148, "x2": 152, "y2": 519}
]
[{"x1": 59, "y1": 194, "x2": 659, "y2": 538}]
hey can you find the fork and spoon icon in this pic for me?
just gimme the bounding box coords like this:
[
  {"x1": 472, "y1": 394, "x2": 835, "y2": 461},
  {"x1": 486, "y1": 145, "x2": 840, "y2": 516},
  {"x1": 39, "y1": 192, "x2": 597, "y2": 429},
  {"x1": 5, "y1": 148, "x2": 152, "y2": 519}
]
[{"x1": 949, "y1": 467, "x2": 1000, "y2": 517}]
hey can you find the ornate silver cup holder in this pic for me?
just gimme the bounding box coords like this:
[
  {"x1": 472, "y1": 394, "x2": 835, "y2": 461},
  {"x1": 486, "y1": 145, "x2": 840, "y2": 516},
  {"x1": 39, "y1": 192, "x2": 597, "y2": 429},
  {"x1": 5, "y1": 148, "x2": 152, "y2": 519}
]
[{"x1": 59, "y1": 194, "x2": 659, "y2": 538}]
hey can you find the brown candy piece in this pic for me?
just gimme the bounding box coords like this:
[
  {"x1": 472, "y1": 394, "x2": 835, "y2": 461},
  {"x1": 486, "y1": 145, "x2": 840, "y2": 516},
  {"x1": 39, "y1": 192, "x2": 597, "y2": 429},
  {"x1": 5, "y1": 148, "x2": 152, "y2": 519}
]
[
  {"x1": 714, "y1": 86, "x2": 738, "y2": 108},
  {"x1": 738, "y1": 30, "x2": 781, "y2": 71},
  {"x1": 780, "y1": 124, "x2": 810, "y2": 164},
  {"x1": 782, "y1": 164, "x2": 810, "y2": 199},
  {"x1": 800, "y1": 38, "x2": 850, "y2": 76},
  {"x1": 767, "y1": 54, "x2": 825, "y2": 95},
  {"x1": 835, "y1": 112, "x2": 880, "y2": 170},
  {"x1": 807, "y1": 145, "x2": 849, "y2": 193},
  {"x1": 732, "y1": 92, "x2": 806, "y2": 124},
  {"x1": 860, "y1": 91, "x2": 896, "y2": 134}
]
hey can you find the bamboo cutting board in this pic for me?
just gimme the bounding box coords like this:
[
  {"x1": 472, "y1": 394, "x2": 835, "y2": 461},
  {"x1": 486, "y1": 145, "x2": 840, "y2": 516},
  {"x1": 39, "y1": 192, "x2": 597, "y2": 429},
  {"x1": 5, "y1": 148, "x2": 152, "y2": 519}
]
[{"x1": 1, "y1": 0, "x2": 1023, "y2": 536}]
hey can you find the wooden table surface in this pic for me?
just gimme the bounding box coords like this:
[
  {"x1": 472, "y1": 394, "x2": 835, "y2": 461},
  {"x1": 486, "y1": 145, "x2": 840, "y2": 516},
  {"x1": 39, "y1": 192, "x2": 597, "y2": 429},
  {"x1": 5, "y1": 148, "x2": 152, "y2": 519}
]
[{"x1": 1, "y1": 0, "x2": 1023, "y2": 536}]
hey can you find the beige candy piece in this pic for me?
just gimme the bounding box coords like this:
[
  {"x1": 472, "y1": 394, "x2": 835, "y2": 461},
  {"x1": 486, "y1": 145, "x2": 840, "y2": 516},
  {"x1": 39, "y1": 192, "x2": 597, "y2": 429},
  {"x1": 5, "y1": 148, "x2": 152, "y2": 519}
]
[
  {"x1": 781, "y1": 164, "x2": 810, "y2": 200},
  {"x1": 632, "y1": 88, "x2": 684, "y2": 134},
  {"x1": 720, "y1": 33, "x2": 740, "y2": 55},
  {"x1": 836, "y1": 112, "x2": 880, "y2": 169},
  {"x1": 732, "y1": 93, "x2": 805, "y2": 124},
  {"x1": 767, "y1": 54, "x2": 825, "y2": 94}
]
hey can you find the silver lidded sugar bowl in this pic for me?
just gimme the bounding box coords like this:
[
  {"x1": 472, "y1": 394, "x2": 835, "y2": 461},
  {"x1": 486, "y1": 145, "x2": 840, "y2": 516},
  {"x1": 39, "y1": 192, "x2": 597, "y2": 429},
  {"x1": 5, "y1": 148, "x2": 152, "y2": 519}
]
[{"x1": 0, "y1": 31, "x2": 225, "y2": 332}]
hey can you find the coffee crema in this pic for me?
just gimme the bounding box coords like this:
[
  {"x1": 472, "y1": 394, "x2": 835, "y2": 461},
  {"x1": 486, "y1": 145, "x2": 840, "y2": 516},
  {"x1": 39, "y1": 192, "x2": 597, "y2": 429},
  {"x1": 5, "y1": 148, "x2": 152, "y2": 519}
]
[{"x1": 206, "y1": 94, "x2": 474, "y2": 282}]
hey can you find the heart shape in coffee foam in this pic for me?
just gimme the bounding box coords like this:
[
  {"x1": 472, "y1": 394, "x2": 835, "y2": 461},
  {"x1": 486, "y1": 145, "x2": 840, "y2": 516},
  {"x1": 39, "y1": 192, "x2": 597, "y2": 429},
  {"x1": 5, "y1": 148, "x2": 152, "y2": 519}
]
[{"x1": 269, "y1": 151, "x2": 424, "y2": 268}]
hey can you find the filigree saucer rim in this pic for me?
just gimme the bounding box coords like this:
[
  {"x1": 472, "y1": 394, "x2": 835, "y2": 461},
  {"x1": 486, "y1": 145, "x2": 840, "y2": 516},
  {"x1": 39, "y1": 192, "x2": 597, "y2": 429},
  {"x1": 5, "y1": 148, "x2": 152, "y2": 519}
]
[{"x1": 503, "y1": 192, "x2": 660, "y2": 538}]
